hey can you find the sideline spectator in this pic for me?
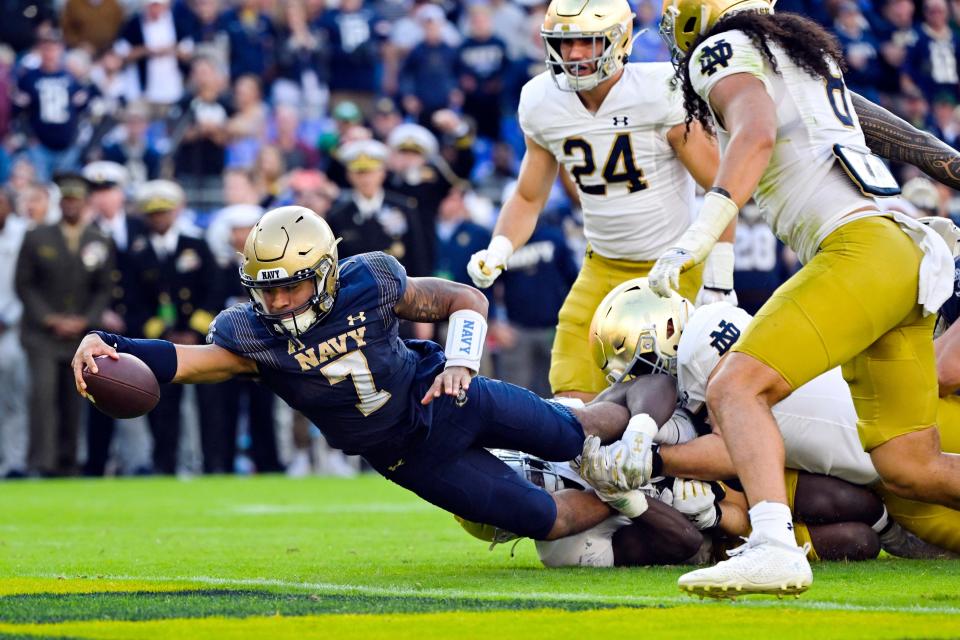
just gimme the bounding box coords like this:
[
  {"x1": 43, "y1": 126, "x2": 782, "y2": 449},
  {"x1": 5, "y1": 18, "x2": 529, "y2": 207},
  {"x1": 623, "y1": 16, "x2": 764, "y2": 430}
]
[
  {"x1": 14, "y1": 29, "x2": 92, "y2": 181},
  {"x1": 16, "y1": 173, "x2": 113, "y2": 477},
  {"x1": 905, "y1": 0, "x2": 960, "y2": 102},
  {"x1": 114, "y1": 0, "x2": 187, "y2": 112},
  {"x1": 456, "y1": 5, "x2": 508, "y2": 140},
  {"x1": 0, "y1": 189, "x2": 29, "y2": 478},
  {"x1": 399, "y1": 6, "x2": 460, "y2": 126},
  {"x1": 62, "y1": 0, "x2": 126, "y2": 54}
]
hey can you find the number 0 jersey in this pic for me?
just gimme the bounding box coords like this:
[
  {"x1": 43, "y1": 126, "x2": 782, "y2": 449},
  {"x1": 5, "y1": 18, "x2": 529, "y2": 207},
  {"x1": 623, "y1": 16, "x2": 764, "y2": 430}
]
[
  {"x1": 518, "y1": 63, "x2": 696, "y2": 261},
  {"x1": 208, "y1": 252, "x2": 444, "y2": 454},
  {"x1": 677, "y1": 302, "x2": 879, "y2": 485},
  {"x1": 690, "y1": 30, "x2": 878, "y2": 265}
]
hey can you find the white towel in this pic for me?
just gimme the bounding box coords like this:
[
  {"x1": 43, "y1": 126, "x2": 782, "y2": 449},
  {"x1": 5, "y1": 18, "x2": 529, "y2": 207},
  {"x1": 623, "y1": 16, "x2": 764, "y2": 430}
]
[{"x1": 890, "y1": 212, "x2": 955, "y2": 317}]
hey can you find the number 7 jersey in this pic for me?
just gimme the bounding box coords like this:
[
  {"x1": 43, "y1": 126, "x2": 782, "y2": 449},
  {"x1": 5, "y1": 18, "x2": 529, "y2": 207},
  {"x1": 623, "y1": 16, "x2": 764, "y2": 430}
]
[
  {"x1": 207, "y1": 252, "x2": 443, "y2": 455},
  {"x1": 518, "y1": 63, "x2": 696, "y2": 261}
]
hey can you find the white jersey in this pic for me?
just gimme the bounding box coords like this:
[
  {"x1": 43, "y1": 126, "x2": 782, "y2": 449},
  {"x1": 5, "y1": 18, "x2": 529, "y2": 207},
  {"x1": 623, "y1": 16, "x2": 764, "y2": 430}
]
[
  {"x1": 677, "y1": 303, "x2": 879, "y2": 485},
  {"x1": 518, "y1": 63, "x2": 696, "y2": 261},
  {"x1": 690, "y1": 30, "x2": 879, "y2": 265},
  {"x1": 535, "y1": 513, "x2": 631, "y2": 568}
]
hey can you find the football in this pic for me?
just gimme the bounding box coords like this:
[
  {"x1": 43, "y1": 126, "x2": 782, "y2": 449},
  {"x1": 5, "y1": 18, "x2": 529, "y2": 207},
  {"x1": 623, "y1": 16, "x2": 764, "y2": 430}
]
[{"x1": 82, "y1": 353, "x2": 161, "y2": 419}]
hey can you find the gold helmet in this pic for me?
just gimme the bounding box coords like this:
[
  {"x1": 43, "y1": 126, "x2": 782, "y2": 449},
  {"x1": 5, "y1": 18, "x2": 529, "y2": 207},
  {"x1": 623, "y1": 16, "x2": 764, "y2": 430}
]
[
  {"x1": 240, "y1": 205, "x2": 341, "y2": 336},
  {"x1": 659, "y1": 0, "x2": 775, "y2": 58},
  {"x1": 541, "y1": 0, "x2": 636, "y2": 92},
  {"x1": 589, "y1": 277, "x2": 693, "y2": 383}
]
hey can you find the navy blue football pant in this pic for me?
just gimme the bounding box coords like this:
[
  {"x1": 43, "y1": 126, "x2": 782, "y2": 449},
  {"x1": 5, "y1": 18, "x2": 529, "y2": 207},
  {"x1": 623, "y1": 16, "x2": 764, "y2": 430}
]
[{"x1": 363, "y1": 376, "x2": 585, "y2": 540}]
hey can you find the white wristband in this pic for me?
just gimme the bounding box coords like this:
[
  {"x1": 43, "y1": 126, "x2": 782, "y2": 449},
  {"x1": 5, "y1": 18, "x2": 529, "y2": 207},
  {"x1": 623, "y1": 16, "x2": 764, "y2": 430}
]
[
  {"x1": 487, "y1": 235, "x2": 515, "y2": 269},
  {"x1": 445, "y1": 309, "x2": 487, "y2": 372},
  {"x1": 676, "y1": 191, "x2": 740, "y2": 263},
  {"x1": 703, "y1": 242, "x2": 735, "y2": 290}
]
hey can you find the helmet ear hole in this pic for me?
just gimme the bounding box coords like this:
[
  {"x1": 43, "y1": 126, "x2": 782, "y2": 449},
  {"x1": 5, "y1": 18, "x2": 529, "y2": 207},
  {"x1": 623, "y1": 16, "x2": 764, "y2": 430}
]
[
  {"x1": 666, "y1": 318, "x2": 676, "y2": 339},
  {"x1": 682, "y1": 16, "x2": 697, "y2": 33}
]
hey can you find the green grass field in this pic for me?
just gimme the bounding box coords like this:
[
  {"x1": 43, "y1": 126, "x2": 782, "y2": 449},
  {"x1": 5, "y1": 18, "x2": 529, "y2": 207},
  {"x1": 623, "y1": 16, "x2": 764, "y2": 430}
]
[{"x1": 2, "y1": 475, "x2": 959, "y2": 639}]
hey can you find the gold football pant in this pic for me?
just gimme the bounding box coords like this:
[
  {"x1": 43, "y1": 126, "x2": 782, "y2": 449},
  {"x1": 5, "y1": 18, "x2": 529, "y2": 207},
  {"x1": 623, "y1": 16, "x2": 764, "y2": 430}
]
[
  {"x1": 874, "y1": 396, "x2": 960, "y2": 554},
  {"x1": 549, "y1": 248, "x2": 703, "y2": 395},
  {"x1": 784, "y1": 469, "x2": 821, "y2": 561},
  {"x1": 733, "y1": 216, "x2": 938, "y2": 451}
]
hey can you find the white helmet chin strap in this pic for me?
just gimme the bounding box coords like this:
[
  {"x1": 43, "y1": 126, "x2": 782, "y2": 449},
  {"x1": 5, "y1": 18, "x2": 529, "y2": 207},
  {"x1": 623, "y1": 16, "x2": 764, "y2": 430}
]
[{"x1": 281, "y1": 307, "x2": 318, "y2": 336}]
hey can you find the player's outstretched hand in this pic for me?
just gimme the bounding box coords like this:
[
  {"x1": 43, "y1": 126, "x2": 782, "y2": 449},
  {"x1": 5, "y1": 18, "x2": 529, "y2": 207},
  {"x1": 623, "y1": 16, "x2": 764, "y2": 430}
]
[
  {"x1": 421, "y1": 365, "x2": 473, "y2": 405},
  {"x1": 71, "y1": 333, "x2": 119, "y2": 397},
  {"x1": 648, "y1": 248, "x2": 693, "y2": 297}
]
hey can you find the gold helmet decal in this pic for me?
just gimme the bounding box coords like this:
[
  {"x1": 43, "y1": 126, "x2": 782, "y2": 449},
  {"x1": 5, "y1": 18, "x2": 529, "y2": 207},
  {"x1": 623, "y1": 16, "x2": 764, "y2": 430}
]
[
  {"x1": 589, "y1": 277, "x2": 693, "y2": 383},
  {"x1": 659, "y1": 0, "x2": 775, "y2": 58},
  {"x1": 541, "y1": 0, "x2": 636, "y2": 92},
  {"x1": 241, "y1": 206, "x2": 341, "y2": 336}
]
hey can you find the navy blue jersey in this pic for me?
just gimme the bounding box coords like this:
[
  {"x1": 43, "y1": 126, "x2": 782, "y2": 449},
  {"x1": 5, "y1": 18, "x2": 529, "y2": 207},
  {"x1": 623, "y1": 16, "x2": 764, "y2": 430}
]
[
  {"x1": 208, "y1": 252, "x2": 443, "y2": 454},
  {"x1": 939, "y1": 257, "x2": 960, "y2": 330},
  {"x1": 15, "y1": 69, "x2": 89, "y2": 150}
]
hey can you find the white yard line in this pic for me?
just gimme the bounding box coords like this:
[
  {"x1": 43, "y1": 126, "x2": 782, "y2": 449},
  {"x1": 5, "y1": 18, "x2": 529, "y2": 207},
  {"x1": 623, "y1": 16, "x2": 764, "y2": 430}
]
[{"x1": 31, "y1": 574, "x2": 960, "y2": 616}]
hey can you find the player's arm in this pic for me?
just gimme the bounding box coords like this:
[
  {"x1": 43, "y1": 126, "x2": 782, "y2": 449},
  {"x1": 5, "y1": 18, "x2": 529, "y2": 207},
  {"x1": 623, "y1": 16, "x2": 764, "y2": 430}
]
[
  {"x1": 851, "y1": 92, "x2": 960, "y2": 190},
  {"x1": 393, "y1": 277, "x2": 490, "y2": 405},
  {"x1": 611, "y1": 498, "x2": 704, "y2": 566},
  {"x1": 72, "y1": 331, "x2": 257, "y2": 396},
  {"x1": 649, "y1": 74, "x2": 775, "y2": 297},
  {"x1": 936, "y1": 320, "x2": 960, "y2": 396},
  {"x1": 467, "y1": 136, "x2": 558, "y2": 288}
]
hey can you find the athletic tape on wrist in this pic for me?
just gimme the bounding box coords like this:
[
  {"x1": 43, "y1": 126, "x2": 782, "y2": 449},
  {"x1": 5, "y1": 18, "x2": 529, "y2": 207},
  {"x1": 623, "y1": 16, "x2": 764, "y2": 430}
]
[{"x1": 444, "y1": 309, "x2": 487, "y2": 372}]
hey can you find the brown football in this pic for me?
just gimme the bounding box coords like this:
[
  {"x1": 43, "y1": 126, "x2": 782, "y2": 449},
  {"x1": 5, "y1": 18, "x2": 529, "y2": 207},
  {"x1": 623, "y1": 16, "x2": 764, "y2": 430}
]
[{"x1": 82, "y1": 353, "x2": 161, "y2": 419}]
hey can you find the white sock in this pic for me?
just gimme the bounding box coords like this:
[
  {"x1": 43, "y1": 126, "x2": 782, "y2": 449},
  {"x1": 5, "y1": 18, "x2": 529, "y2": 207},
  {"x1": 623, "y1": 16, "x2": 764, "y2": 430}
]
[
  {"x1": 749, "y1": 501, "x2": 798, "y2": 547},
  {"x1": 871, "y1": 506, "x2": 890, "y2": 533}
]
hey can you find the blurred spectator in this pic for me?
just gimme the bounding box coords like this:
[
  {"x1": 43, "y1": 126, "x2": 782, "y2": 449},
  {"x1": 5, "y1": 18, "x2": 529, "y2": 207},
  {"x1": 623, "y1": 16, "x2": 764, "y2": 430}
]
[
  {"x1": 873, "y1": 0, "x2": 918, "y2": 101},
  {"x1": 285, "y1": 168, "x2": 338, "y2": 215},
  {"x1": 210, "y1": 203, "x2": 282, "y2": 474},
  {"x1": 16, "y1": 173, "x2": 114, "y2": 476},
  {"x1": 456, "y1": 4, "x2": 508, "y2": 141},
  {"x1": 0, "y1": 188, "x2": 29, "y2": 478},
  {"x1": 0, "y1": 0, "x2": 55, "y2": 56},
  {"x1": 495, "y1": 210, "x2": 579, "y2": 398},
  {"x1": 931, "y1": 92, "x2": 960, "y2": 148},
  {"x1": 81, "y1": 160, "x2": 148, "y2": 476},
  {"x1": 370, "y1": 96, "x2": 402, "y2": 142},
  {"x1": 269, "y1": 103, "x2": 318, "y2": 171},
  {"x1": 126, "y1": 180, "x2": 220, "y2": 474},
  {"x1": 225, "y1": 74, "x2": 267, "y2": 168},
  {"x1": 20, "y1": 181, "x2": 55, "y2": 226},
  {"x1": 473, "y1": 141, "x2": 518, "y2": 209},
  {"x1": 318, "y1": 100, "x2": 364, "y2": 182},
  {"x1": 89, "y1": 49, "x2": 131, "y2": 119},
  {"x1": 901, "y1": 175, "x2": 944, "y2": 217},
  {"x1": 327, "y1": 139, "x2": 431, "y2": 278},
  {"x1": 101, "y1": 101, "x2": 163, "y2": 184},
  {"x1": 733, "y1": 204, "x2": 794, "y2": 315},
  {"x1": 219, "y1": 0, "x2": 276, "y2": 84},
  {"x1": 319, "y1": 0, "x2": 384, "y2": 116},
  {"x1": 905, "y1": 0, "x2": 960, "y2": 102},
  {"x1": 169, "y1": 55, "x2": 232, "y2": 212},
  {"x1": 61, "y1": 0, "x2": 125, "y2": 54},
  {"x1": 13, "y1": 29, "x2": 92, "y2": 181},
  {"x1": 400, "y1": 7, "x2": 460, "y2": 126},
  {"x1": 114, "y1": 0, "x2": 187, "y2": 111},
  {"x1": 387, "y1": 123, "x2": 456, "y2": 271},
  {"x1": 490, "y1": 0, "x2": 529, "y2": 59},
  {"x1": 177, "y1": 0, "x2": 228, "y2": 64},
  {"x1": 252, "y1": 144, "x2": 285, "y2": 207},
  {"x1": 434, "y1": 186, "x2": 490, "y2": 284},
  {"x1": 221, "y1": 166, "x2": 263, "y2": 207},
  {"x1": 274, "y1": 0, "x2": 329, "y2": 120},
  {"x1": 0, "y1": 45, "x2": 14, "y2": 144},
  {"x1": 834, "y1": 1, "x2": 882, "y2": 102},
  {"x1": 631, "y1": 0, "x2": 671, "y2": 62}
]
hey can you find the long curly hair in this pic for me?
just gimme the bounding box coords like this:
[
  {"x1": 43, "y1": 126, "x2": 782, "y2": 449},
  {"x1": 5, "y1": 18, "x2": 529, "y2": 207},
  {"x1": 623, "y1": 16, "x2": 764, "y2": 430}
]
[{"x1": 677, "y1": 11, "x2": 846, "y2": 134}]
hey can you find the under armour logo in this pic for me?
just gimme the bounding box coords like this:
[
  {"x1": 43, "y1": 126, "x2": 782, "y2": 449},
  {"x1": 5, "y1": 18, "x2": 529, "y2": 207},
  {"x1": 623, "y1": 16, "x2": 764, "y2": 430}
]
[
  {"x1": 699, "y1": 39, "x2": 734, "y2": 77},
  {"x1": 787, "y1": 522, "x2": 794, "y2": 532},
  {"x1": 708, "y1": 319, "x2": 741, "y2": 355},
  {"x1": 347, "y1": 312, "x2": 366, "y2": 326},
  {"x1": 387, "y1": 458, "x2": 404, "y2": 472},
  {"x1": 612, "y1": 116, "x2": 629, "y2": 126}
]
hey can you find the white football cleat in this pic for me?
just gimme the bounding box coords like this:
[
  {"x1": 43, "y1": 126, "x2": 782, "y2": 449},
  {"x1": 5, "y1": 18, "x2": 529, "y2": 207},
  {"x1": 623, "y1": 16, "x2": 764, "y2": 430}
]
[{"x1": 678, "y1": 534, "x2": 813, "y2": 599}]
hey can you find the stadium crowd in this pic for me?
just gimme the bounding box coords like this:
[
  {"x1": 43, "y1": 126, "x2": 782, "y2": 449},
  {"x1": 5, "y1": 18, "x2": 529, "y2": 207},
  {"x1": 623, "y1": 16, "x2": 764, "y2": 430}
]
[{"x1": 0, "y1": 0, "x2": 958, "y2": 479}]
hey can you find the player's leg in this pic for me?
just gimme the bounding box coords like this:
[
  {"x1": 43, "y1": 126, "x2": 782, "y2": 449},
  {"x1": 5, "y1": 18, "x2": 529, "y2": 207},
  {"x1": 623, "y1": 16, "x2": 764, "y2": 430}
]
[
  {"x1": 792, "y1": 472, "x2": 885, "y2": 526},
  {"x1": 368, "y1": 443, "x2": 609, "y2": 540},
  {"x1": 681, "y1": 218, "x2": 919, "y2": 596},
  {"x1": 465, "y1": 376, "x2": 629, "y2": 458},
  {"x1": 874, "y1": 487, "x2": 960, "y2": 554},
  {"x1": 936, "y1": 395, "x2": 960, "y2": 452},
  {"x1": 549, "y1": 253, "x2": 621, "y2": 401},
  {"x1": 803, "y1": 523, "x2": 880, "y2": 561},
  {"x1": 611, "y1": 498, "x2": 705, "y2": 566}
]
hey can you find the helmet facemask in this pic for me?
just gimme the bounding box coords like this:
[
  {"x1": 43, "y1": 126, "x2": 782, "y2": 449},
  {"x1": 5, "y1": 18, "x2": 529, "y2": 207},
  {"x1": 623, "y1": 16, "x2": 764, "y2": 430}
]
[
  {"x1": 242, "y1": 253, "x2": 338, "y2": 338},
  {"x1": 607, "y1": 323, "x2": 680, "y2": 384},
  {"x1": 542, "y1": 22, "x2": 631, "y2": 92}
]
